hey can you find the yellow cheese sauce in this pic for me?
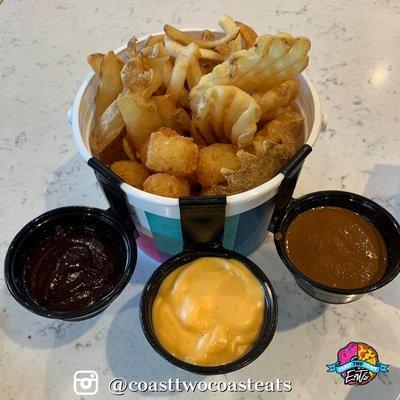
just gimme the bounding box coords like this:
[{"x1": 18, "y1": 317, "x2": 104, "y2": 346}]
[{"x1": 152, "y1": 257, "x2": 265, "y2": 366}]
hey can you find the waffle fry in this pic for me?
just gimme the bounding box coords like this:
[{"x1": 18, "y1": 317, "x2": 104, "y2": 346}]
[
  {"x1": 191, "y1": 85, "x2": 261, "y2": 147},
  {"x1": 192, "y1": 34, "x2": 310, "y2": 95}
]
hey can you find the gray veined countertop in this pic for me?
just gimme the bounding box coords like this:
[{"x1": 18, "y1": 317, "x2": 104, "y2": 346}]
[{"x1": 0, "y1": 0, "x2": 399, "y2": 399}]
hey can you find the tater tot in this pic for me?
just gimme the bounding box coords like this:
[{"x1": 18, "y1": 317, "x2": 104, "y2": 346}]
[
  {"x1": 145, "y1": 129, "x2": 198, "y2": 177},
  {"x1": 111, "y1": 160, "x2": 150, "y2": 189},
  {"x1": 196, "y1": 143, "x2": 241, "y2": 187},
  {"x1": 143, "y1": 173, "x2": 190, "y2": 198},
  {"x1": 138, "y1": 127, "x2": 178, "y2": 164}
]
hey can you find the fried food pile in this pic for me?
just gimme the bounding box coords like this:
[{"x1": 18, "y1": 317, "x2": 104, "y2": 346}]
[{"x1": 88, "y1": 15, "x2": 310, "y2": 198}]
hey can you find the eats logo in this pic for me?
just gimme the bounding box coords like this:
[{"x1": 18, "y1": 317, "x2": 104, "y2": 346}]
[{"x1": 326, "y1": 342, "x2": 389, "y2": 385}]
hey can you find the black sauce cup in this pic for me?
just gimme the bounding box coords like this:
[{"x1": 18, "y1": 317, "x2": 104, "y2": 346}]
[
  {"x1": 272, "y1": 190, "x2": 400, "y2": 304},
  {"x1": 140, "y1": 244, "x2": 278, "y2": 375},
  {"x1": 4, "y1": 206, "x2": 137, "y2": 321}
]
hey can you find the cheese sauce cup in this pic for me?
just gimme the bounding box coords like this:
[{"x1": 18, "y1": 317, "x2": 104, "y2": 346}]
[{"x1": 140, "y1": 197, "x2": 278, "y2": 374}]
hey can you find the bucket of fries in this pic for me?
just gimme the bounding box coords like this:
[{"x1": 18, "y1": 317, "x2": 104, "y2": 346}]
[{"x1": 71, "y1": 15, "x2": 324, "y2": 262}]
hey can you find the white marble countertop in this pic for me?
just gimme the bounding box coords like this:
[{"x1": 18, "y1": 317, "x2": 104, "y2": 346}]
[{"x1": 1, "y1": 0, "x2": 399, "y2": 399}]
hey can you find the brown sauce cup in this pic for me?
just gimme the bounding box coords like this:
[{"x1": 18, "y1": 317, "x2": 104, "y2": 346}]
[{"x1": 273, "y1": 191, "x2": 400, "y2": 303}]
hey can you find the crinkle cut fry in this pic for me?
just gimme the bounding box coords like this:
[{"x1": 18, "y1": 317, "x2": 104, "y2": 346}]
[
  {"x1": 192, "y1": 34, "x2": 310, "y2": 95},
  {"x1": 191, "y1": 85, "x2": 261, "y2": 148}
]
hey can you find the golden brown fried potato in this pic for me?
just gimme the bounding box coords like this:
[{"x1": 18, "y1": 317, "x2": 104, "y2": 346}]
[
  {"x1": 121, "y1": 43, "x2": 169, "y2": 100},
  {"x1": 88, "y1": 52, "x2": 124, "y2": 76},
  {"x1": 201, "y1": 30, "x2": 215, "y2": 41},
  {"x1": 164, "y1": 15, "x2": 239, "y2": 49},
  {"x1": 136, "y1": 126, "x2": 178, "y2": 164},
  {"x1": 137, "y1": 127, "x2": 178, "y2": 164},
  {"x1": 173, "y1": 108, "x2": 192, "y2": 133},
  {"x1": 255, "y1": 110, "x2": 305, "y2": 152},
  {"x1": 145, "y1": 34, "x2": 164, "y2": 47},
  {"x1": 126, "y1": 37, "x2": 138, "y2": 59},
  {"x1": 235, "y1": 21, "x2": 257, "y2": 48},
  {"x1": 190, "y1": 85, "x2": 261, "y2": 147},
  {"x1": 178, "y1": 87, "x2": 190, "y2": 108},
  {"x1": 98, "y1": 133, "x2": 129, "y2": 165},
  {"x1": 164, "y1": 35, "x2": 223, "y2": 63},
  {"x1": 145, "y1": 129, "x2": 198, "y2": 177},
  {"x1": 167, "y1": 43, "x2": 201, "y2": 103},
  {"x1": 213, "y1": 111, "x2": 304, "y2": 195},
  {"x1": 90, "y1": 99, "x2": 125, "y2": 155},
  {"x1": 162, "y1": 59, "x2": 173, "y2": 89},
  {"x1": 137, "y1": 136, "x2": 150, "y2": 164},
  {"x1": 87, "y1": 53, "x2": 104, "y2": 76},
  {"x1": 116, "y1": 91, "x2": 162, "y2": 149},
  {"x1": 189, "y1": 122, "x2": 208, "y2": 146},
  {"x1": 192, "y1": 34, "x2": 310, "y2": 95},
  {"x1": 215, "y1": 33, "x2": 244, "y2": 60},
  {"x1": 199, "y1": 59, "x2": 218, "y2": 74},
  {"x1": 187, "y1": 58, "x2": 203, "y2": 89},
  {"x1": 261, "y1": 104, "x2": 293, "y2": 122},
  {"x1": 152, "y1": 94, "x2": 175, "y2": 128},
  {"x1": 255, "y1": 80, "x2": 299, "y2": 121},
  {"x1": 196, "y1": 143, "x2": 241, "y2": 187},
  {"x1": 111, "y1": 160, "x2": 150, "y2": 189},
  {"x1": 94, "y1": 51, "x2": 123, "y2": 119},
  {"x1": 143, "y1": 173, "x2": 190, "y2": 198},
  {"x1": 122, "y1": 137, "x2": 137, "y2": 160}
]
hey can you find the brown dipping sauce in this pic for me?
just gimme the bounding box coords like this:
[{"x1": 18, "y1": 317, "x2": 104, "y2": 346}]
[
  {"x1": 284, "y1": 206, "x2": 387, "y2": 289},
  {"x1": 23, "y1": 226, "x2": 122, "y2": 311}
]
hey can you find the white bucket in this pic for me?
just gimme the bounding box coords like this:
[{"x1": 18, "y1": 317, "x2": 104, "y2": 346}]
[{"x1": 70, "y1": 30, "x2": 325, "y2": 262}]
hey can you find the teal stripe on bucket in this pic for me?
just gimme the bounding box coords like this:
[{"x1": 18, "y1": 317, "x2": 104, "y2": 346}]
[
  {"x1": 145, "y1": 212, "x2": 183, "y2": 255},
  {"x1": 223, "y1": 214, "x2": 240, "y2": 250}
]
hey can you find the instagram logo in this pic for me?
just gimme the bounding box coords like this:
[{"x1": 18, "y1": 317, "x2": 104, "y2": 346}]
[{"x1": 74, "y1": 371, "x2": 98, "y2": 395}]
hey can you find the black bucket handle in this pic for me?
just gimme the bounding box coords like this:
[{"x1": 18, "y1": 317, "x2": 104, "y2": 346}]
[
  {"x1": 179, "y1": 196, "x2": 227, "y2": 251},
  {"x1": 87, "y1": 157, "x2": 139, "y2": 239},
  {"x1": 268, "y1": 144, "x2": 312, "y2": 233}
]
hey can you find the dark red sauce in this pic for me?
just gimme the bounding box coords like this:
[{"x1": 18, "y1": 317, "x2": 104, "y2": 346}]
[{"x1": 23, "y1": 226, "x2": 122, "y2": 312}]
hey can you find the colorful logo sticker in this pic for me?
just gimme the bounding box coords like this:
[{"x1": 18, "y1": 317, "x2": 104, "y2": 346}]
[{"x1": 327, "y1": 342, "x2": 389, "y2": 385}]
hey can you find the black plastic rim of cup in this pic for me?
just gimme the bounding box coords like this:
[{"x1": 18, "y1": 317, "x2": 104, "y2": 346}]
[
  {"x1": 274, "y1": 190, "x2": 400, "y2": 304},
  {"x1": 140, "y1": 247, "x2": 278, "y2": 375},
  {"x1": 4, "y1": 206, "x2": 137, "y2": 321}
]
